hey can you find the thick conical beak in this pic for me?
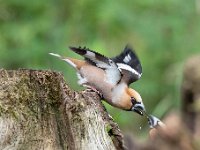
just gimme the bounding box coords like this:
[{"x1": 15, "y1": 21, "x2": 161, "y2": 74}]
[{"x1": 132, "y1": 101, "x2": 146, "y2": 116}]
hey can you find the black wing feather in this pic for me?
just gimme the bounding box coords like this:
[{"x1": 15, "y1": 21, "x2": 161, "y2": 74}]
[
  {"x1": 69, "y1": 46, "x2": 122, "y2": 85},
  {"x1": 69, "y1": 46, "x2": 110, "y2": 66},
  {"x1": 112, "y1": 45, "x2": 142, "y2": 84}
]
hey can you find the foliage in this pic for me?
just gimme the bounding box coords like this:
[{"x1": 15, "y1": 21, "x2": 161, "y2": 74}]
[{"x1": 0, "y1": 0, "x2": 199, "y2": 139}]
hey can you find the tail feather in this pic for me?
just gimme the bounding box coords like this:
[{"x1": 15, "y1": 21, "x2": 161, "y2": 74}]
[
  {"x1": 49, "y1": 52, "x2": 86, "y2": 69},
  {"x1": 49, "y1": 53, "x2": 62, "y2": 58}
]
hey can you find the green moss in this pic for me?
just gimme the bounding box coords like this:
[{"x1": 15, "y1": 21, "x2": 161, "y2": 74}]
[
  {"x1": 0, "y1": 70, "x2": 65, "y2": 121},
  {"x1": 106, "y1": 124, "x2": 112, "y2": 134}
]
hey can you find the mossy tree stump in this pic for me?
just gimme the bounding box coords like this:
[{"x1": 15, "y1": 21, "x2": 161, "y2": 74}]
[{"x1": 0, "y1": 69, "x2": 124, "y2": 150}]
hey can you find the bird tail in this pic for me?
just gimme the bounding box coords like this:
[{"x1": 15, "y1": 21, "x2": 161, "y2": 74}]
[{"x1": 49, "y1": 53, "x2": 85, "y2": 69}]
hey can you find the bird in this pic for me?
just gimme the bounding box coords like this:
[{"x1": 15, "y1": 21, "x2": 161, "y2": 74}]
[{"x1": 49, "y1": 45, "x2": 145, "y2": 116}]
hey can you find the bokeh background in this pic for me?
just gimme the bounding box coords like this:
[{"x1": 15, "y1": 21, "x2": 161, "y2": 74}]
[{"x1": 1, "y1": 0, "x2": 200, "y2": 140}]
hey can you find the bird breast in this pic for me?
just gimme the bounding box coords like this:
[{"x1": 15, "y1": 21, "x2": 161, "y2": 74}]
[{"x1": 79, "y1": 65, "x2": 130, "y2": 110}]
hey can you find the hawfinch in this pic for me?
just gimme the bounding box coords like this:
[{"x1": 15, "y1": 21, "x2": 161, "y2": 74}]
[{"x1": 50, "y1": 45, "x2": 145, "y2": 115}]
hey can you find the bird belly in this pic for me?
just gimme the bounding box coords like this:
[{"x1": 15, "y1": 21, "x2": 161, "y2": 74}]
[
  {"x1": 78, "y1": 66, "x2": 131, "y2": 110},
  {"x1": 79, "y1": 65, "x2": 113, "y2": 101}
]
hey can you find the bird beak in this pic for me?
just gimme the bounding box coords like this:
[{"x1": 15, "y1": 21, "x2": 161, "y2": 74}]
[{"x1": 132, "y1": 101, "x2": 145, "y2": 116}]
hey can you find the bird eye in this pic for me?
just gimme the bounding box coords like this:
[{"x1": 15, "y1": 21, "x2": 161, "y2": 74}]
[{"x1": 131, "y1": 97, "x2": 137, "y2": 105}]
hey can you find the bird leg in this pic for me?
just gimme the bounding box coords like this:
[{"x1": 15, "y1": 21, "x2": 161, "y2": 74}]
[{"x1": 83, "y1": 85, "x2": 103, "y2": 98}]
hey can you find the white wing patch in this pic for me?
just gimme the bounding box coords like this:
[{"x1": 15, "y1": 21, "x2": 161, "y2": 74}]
[
  {"x1": 84, "y1": 51, "x2": 111, "y2": 68},
  {"x1": 103, "y1": 60, "x2": 121, "y2": 85},
  {"x1": 86, "y1": 51, "x2": 96, "y2": 57},
  {"x1": 117, "y1": 63, "x2": 141, "y2": 78},
  {"x1": 83, "y1": 52, "x2": 121, "y2": 85},
  {"x1": 105, "y1": 68, "x2": 121, "y2": 85},
  {"x1": 95, "y1": 60, "x2": 111, "y2": 68},
  {"x1": 123, "y1": 54, "x2": 131, "y2": 63},
  {"x1": 93, "y1": 60, "x2": 121, "y2": 85}
]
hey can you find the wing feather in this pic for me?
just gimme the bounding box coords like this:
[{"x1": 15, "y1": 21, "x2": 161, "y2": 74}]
[
  {"x1": 112, "y1": 45, "x2": 142, "y2": 84},
  {"x1": 69, "y1": 46, "x2": 122, "y2": 85}
]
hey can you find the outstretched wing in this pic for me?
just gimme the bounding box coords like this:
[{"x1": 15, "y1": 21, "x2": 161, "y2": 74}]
[
  {"x1": 69, "y1": 46, "x2": 122, "y2": 86},
  {"x1": 112, "y1": 45, "x2": 142, "y2": 85}
]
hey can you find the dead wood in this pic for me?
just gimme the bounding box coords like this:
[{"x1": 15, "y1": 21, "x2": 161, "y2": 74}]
[{"x1": 0, "y1": 69, "x2": 124, "y2": 150}]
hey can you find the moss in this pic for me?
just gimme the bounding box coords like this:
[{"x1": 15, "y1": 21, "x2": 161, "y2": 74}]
[
  {"x1": 0, "y1": 69, "x2": 124, "y2": 149},
  {"x1": 0, "y1": 72, "x2": 33, "y2": 119},
  {"x1": 0, "y1": 70, "x2": 66, "y2": 121},
  {"x1": 106, "y1": 124, "x2": 113, "y2": 135}
]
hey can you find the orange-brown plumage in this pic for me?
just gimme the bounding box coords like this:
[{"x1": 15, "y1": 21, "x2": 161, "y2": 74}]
[
  {"x1": 66, "y1": 57, "x2": 87, "y2": 69},
  {"x1": 49, "y1": 45, "x2": 145, "y2": 115}
]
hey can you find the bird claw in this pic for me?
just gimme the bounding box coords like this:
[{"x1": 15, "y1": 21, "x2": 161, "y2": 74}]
[{"x1": 83, "y1": 85, "x2": 103, "y2": 98}]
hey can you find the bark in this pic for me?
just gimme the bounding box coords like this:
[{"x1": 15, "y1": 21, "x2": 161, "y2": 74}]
[{"x1": 0, "y1": 69, "x2": 124, "y2": 150}]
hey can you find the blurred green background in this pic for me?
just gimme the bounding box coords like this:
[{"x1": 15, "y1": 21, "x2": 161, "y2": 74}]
[{"x1": 0, "y1": 0, "x2": 200, "y2": 140}]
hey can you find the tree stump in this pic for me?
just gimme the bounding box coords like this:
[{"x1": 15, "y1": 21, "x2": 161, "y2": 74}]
[{"x1": 0, "y1": 69, "x2": 124, "y2": 150}]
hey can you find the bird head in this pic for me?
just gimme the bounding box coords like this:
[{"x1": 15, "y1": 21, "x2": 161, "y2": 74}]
[{"x1": 127, "y1": 88, "x2": 145, "y2": 116}]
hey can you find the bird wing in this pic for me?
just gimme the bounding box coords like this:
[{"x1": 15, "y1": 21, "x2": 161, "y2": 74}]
[
  {"x1": 69, "y1": 46, "x2": 122, "y2": 86},
  {"x1": 112, "y1": 45, "x2": 142, "y2": 85}
]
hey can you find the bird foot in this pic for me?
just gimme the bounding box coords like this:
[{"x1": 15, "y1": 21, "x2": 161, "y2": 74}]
[{"x1": 83, "y1": 85, "x2": 103, "y2": 98}]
